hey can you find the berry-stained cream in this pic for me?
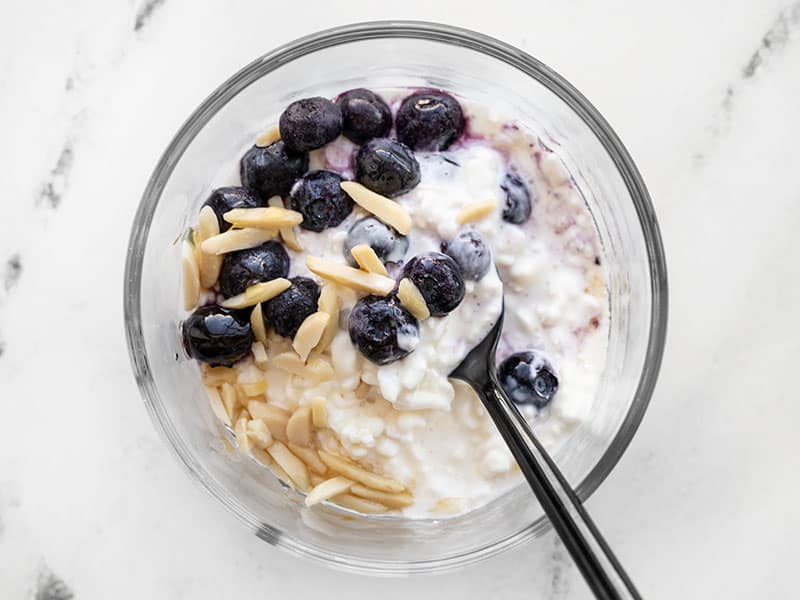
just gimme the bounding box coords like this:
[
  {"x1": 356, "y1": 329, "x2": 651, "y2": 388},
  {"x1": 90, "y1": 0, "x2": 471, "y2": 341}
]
[{"x1": 180, "y1": 89, "x2": 608, "y2": 518}]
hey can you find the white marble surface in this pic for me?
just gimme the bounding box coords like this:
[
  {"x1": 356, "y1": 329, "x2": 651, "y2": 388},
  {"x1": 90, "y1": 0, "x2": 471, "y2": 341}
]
[{"x1": 2, "y1": 0, "x2": 799, "y2": 597}]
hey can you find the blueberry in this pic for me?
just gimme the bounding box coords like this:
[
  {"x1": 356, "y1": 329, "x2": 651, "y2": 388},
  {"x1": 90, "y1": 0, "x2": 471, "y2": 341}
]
[
  {"x1": 441, "y1": 230, "x2": 491, "y2": 281},
  {"x1": 218, "y1": 241, "x2": 290, "y2": 297},
  {"x1": 395, "y1": 90, "x2": 465, "y2": 151},
  {"x1": 182, "y1": 305, "x2": 253, "y2": 367},
  {"x1": 501, "y1": 172, "x2": 532, "y2": 224},
  {"x1": 348, "y1": 295, "x2": 419, "y2": 365},
  {"x1": 355, "y1": 138, "x2": 421, "y2": 197},
  {"x1": 279, "y1": 97, "x2": 342, "y2": 152},
  {"x1": 263, "y1": 276, "x2": 320, "y2": 338},
  {"x1": 336, "y1": 88, "x2": 392, "y2": 144},
  {"x1": 343, "y1": 217, "x2": 408, "y2": 267},
  {"x1": 240, "y1": 141, "x2": 309, "y2": 200},
  {"x1": 290, "y1": 170, "x2": 354, "y2": 232},
  {"x1": 498, "y1": 351, "x2": 559, "y2": 409},
  {"x1": 402, "y1": 252, "x2": 465, "y2": 317},
  {"x1": 202, "y1": 186, "x2": 262, "y2": 232}
]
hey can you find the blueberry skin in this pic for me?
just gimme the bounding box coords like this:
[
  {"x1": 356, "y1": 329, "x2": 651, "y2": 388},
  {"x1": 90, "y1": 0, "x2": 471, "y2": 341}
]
[
  {"x1": 336, "y1": 88, "x2": 392, "y2": 144},
  {"x1": 355, "y1": 138, "x2": 421, "y2": 197},
  {"x1": 279, "y1": 97, "x2": 342, "y2": 152},
  {"x1": 202, "y1": 186, "x2": 262, "y2": 232},
  {"x1": 290, "y1": 170, "x2": 354, "y2": 232},
  {"x1": 498, "y1": 351, "x2": 559, "y2": 409},
  {"x1": 501, "y1": 172, "x2": 532, "y2": 224},
  {"x1": 263, "y1": 276, "x2": 320, "y2": 338},
  {"x1": 349, "y1": 295, "x2": 419, "y2": 365},
  {"x1": 182, "y1": 305, "x2": 254, "y2": 367},
  {"x1": 240, "y1": 141, "x2": 309, "y2": 200},
  {"x1": 218, "y1": 241, "x2": 290, "y2": 298},
  {"x1": 402, "y1": 252, "x2": 465, "y2": 317},
  {"x1": 395, "y1": 90, "x2": 465, "y2": 151},
  {"x1": 343, "y1": 217, "x2": 408, "y2": 267},
  {"x1": 441, "y1": 230, "x2": 491, "y2": 281}
]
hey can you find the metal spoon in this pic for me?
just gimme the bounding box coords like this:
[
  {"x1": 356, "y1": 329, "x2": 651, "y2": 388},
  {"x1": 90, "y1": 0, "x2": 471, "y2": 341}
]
[{"x1": 450, "y1": 305, "x2": 641, "y2": 600}]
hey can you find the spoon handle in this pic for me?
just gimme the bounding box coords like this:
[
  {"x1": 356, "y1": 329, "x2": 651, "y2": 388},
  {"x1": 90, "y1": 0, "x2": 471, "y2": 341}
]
[{"x1": 476, "y1": 374, "x2": 641, "y2": 600}]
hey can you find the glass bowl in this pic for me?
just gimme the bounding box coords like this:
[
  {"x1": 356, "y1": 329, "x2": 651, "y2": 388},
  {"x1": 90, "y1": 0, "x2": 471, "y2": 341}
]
[{"x1": 124, "y1": 21, "x2": 667, "y2": 575}]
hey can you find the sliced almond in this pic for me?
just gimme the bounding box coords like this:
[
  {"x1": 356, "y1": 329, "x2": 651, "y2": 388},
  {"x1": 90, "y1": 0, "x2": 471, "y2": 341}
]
[
  {"x1": 238, "y1": 380, "x2": 267, "y2": 397},
  {"x1": 292, "y1": 312, "x2": 330, "y2": 362},
  {"x1": 252, "y1": 341, "x2": 269, "y2": 369},
  {"x1": 305, "y1": 476, "x2": 354, "y2": 507},
  {"x1": 316, "y1": 282, "x2": 341, "y2": 352},
  {"x1": 332, "y1": 493, "x2": 388, "y2": 514},
  {"x1": 397, "y1": 278, "x2": 430, "y2": 320},
  {"x1": 197, "y1": 206, "x2": 223, "y2": 288},
  {"x1": 220, "y1": 383, "x2": 240, "y2": 424},
  {"x1": 306, "y1": 256, "x2": 394, "y2": 296},
  {"x1": 247, "y1": 401, "x2": 289, "y2": 442},
  {"x1": 182, "y1": 240, "x2": 200, "y2": 310},
  {"x1": 205, "y1": 385, "x2": 231, "y2": 427},
  {"x1": 272, "y1": 352, "x2": 334, "y2": 382},
  {"x1": 310, "y1": 473, "x2": 326, "y2": 487},
  {"x1": 268, "y1": 195, "x2": 302, "y2": 251},
  {"x1": 349, "y1": 484, "x2": 413, "y2": 508},
  {"x1": 249, "y1": 303, "x2": 269, "y2": 347},
  {"x1": 288, "y1": 443, "x2": 328, "y2": 475},
  {"x1": 350, "y1": 244, "x2": 389, "y2": 276},
  {"x1": 286, "y1": 406, "x2": 312, "y2": 447},
  {"x1": 221, "y1": 278, "x2": 291, "y2": 310},
  {"x1": 340, "y1": 181, "x2": 412, "y2": 235},
  {"x1": 318, "y1": 450, "x2": 405, "y2": 493},
  {"x1": 201, "y1": 365, "x2": 239, "y2": 386},
  {"x1": 252, "y1": 447, "x2": 290, "y2": 482},
  {"x1": 234, "y1": 416, "x2": 252, "y2": 455},
  {"x1": 433, "y1": 497, "x2": 466, "y2": 514},
  {"x1": 456, "y1": 198, "x2": 497, "y2": 224},
  {"x1": 246, "y1": 418, "x2": 273, "y2": 449},
  {"x1": 223, "y1": 207, "x2": 303, "y2": 229},
  {"x1": 201, "y1": 227, "x2": 277, "y2": 255},
  {"x1": 255, "y1": 124, "x2": 281, "y2": 147},
  {"x1": 267, "y1": 442, "x2": 310, "y2": 491},
  {"x1": 305, "y1": 356, "x2": 335, "y2": 382},
  {"x1": 311, "y1": 396, "x2": 328, "y2": 428}
]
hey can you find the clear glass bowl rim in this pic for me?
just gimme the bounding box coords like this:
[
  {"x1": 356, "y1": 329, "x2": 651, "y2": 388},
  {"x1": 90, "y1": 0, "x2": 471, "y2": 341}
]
[{"x1": 123, "y1": 20, "x2": 668, "y2": 574}]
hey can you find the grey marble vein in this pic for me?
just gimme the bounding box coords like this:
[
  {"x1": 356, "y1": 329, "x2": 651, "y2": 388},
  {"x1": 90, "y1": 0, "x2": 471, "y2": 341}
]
[
  {"x1": 37, "y1": 141, "x2": 74, "y2": 209},
  {"x1": 4, "y1": 254, "x2": 22, "y2": 292},
  {"x1": 35, "y1": 568, "x2": 74, "y2": 600},
  {"x1": 134, "y1": 0, "x2": 167, "y2": 32}
]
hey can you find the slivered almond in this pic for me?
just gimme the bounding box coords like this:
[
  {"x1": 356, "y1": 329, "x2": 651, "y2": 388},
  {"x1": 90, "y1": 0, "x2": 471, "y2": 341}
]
[
  {"x1": 268, "y1": 195, "x2": 302, "y2": 251},
  {"x1": 268, "y1": 442, "x2": 310, "y2": 491},
  {"x1": 252, "y1": 341, "x2": 269, "y2": 369},
  {"x1": 332, "y1": 493, "x2": 388, "y2": 514},
  {"x1": 247, "y1": 401, "x2": 289, "y2": 442},
  {"x1": 286, "y1": 406, "x2": 312, "y2": 447},
  {"x1": 397, "y1": 278, "x2": 430, "y2": 320},
  {"x1": 340, "y1": 181, "x2": 412, "y2": 234},
  {"x1": 272, "y1": 352, "x2": 334, "y2": 382},
  {"x1": 350, "y1": 243, "x2": 389, "y2": 276},
  {"x1": 234, "y1": 416, "x2": 252, "y2": 455},
  {"x1": 220, "y1": 383, "x2": 240, "y2": 423},
  {"x1": 288, "y1": 443, "x2": 328, "y2": 475},
  {"x1": 292, "y1": 312, "x2": 330, "y2": 362},
  {"x1": 311, "y1": 396, "x2": 328, "y2": 428},
  {"x1": 252, "y1": 447, "x2": 290, "y2": 481},
  {"x1": 305, "y1": 476, "x2": 354, "y2": 507},
  {"x1": 255, "y1": 124, "x2": 281, "y2": 147},
  {"x1": 316, "y1": 282, "x2": 340, "y2": 352},
  {"x1": 250, "y1": 303, "x2": 269, "y2": 346},
  {"x1": 246, "y1": 419, "x2": 273, "y2": 449},
  {"x1": 238, "y1": 380, "x2": 267, "y2": 397},
  {"x1": 349, "y1": 484, "x2": 414, "y2": 508},
  {"x1": 202, "y1": 227, "x2": 277, "y2": 255},
  {"x1": 201, "y1": 365, "x2": 238, "y2": 386},
  {"x1": 197, "y1": 206, "x2": 223, "y2": 288},
  {"x1": 318, "y1": 450, "x2": 405, "y2": 493},
  {"x1": 456, "y1": 198, "x2": 497, "y2": 224},
  {"x1": 182, "y1": 241, "x2": 200, "y2": 310},
  {"x1": 306, "y1": 256, "x2": 394, "y2": 295},
  {"x1": 221, "y1": 278, "x2": 291, "y2": 309},
  {"x1": 310, "y1": 473, "x2": 325, "y2": 487},
  {"x1": 205, "y1": 385, "x2": 230, "y2": 427},
  {"x1": 223, "y1": 207, "x2": 303, "y2": 229},
  {"x1": 305, "y1": 356, "x2": 334, "y2": 381}
]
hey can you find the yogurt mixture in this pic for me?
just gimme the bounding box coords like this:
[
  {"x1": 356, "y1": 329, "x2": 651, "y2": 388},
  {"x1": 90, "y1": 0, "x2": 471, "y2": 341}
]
[{"x1": 180, "y1": 88, "x2": 608, "y2": 518}]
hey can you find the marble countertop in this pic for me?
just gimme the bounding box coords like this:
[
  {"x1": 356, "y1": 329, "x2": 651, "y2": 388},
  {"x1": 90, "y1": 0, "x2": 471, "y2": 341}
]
[{"x1": 2, "y1": 0, "x2": 799, "y2": 597}]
